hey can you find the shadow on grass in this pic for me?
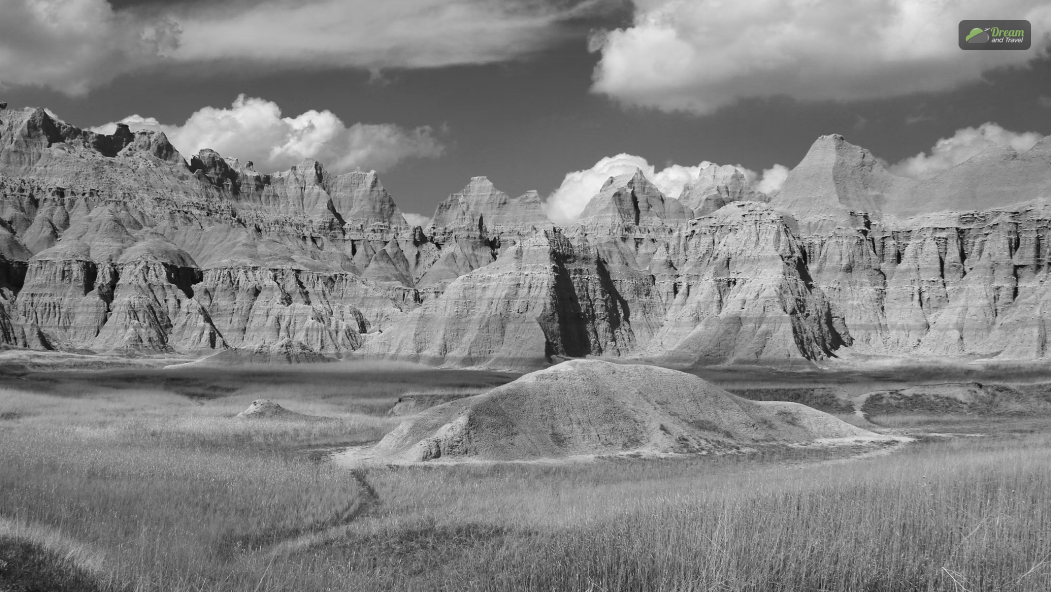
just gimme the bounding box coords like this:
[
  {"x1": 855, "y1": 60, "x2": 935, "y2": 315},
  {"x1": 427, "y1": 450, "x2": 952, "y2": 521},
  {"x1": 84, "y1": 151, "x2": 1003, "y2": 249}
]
[{"x1": 0, "y1": 536, "x2": 112, "y2": 592}]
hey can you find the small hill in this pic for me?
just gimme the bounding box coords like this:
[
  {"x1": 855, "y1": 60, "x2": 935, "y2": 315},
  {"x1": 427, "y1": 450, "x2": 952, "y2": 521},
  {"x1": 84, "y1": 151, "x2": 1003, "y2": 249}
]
[
  {"x1": 371, "y1": 360, "x2": 882, "y2": 463},
  {"x1": 236, "y1": 399, "x2": 309, "y2": 419}
]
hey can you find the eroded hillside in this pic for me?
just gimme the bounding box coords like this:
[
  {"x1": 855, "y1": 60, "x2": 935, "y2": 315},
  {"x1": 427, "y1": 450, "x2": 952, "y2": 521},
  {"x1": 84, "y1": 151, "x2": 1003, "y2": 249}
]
[{"x1": 2, "y1": 106, "x2": 1050, "y2": 368}]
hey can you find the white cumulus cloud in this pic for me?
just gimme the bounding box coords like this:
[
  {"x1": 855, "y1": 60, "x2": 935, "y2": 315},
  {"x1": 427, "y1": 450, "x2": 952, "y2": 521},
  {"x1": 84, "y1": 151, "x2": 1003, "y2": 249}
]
[
  {"x1": 91, "y1": 95, "x2": 445, "y2": 174},
  {"x1": 543, "y1": 154, "x2": 653, "y2": 225},
  {"x1": 889, "y1": 123, "x2": 1045, "y2": 180},
  {"x1": 755, "y1": 164, "x2": 790, "y2": 196},
  {"x1": 402, "y1": 213, "x2": 432, "y2": 229},
  {"x1": 543, "y1": 154, "x2": 784, "y2": 225},
  {"x1": 591, "y1": 0, "x2": 1051, "y2": 114}
]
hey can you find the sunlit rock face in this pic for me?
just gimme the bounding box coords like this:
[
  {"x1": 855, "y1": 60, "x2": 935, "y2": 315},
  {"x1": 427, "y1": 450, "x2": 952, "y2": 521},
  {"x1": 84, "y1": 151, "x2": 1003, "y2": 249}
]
[
  {"x1": 2, "y1": 103, "x2": 1050, "y2": 367},
  {"x1": 771, "y1": 134, "x2": 1051, "y2": 363},
  {"x1": 678, "y1": 163, "x2": 766, "y2": 217}
]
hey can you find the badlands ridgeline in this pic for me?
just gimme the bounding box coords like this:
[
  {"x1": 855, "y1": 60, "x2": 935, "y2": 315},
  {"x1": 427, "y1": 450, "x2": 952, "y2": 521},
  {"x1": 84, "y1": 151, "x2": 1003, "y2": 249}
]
[{"x1": 1, "y1": 104, "x2": 1050, "y2": 368}]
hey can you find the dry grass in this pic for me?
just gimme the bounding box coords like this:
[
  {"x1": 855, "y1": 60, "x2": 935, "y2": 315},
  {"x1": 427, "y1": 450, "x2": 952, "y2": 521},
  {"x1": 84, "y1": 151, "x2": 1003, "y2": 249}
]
[
  {"x1": 0, "y1": 515, "x2": 107, "y2": 579},
  {"x1": 2, "y1": 366, "x2": 1051, "y2": 591},
  {"x1": 328, "y1": 434, "x2": 1051, "y2": 591},
  {"x1": 0, "y1": 410, "x2": 370, "y2": 590},
  {"x1": 0, "y1": 379, "x2": 397, "y2": 591}
]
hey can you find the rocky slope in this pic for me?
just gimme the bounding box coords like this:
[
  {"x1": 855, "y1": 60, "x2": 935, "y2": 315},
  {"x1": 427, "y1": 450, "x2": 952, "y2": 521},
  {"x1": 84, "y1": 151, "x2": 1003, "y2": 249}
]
[{"x1": 2, "y1": 102, "x2": 1050, "y2": 368}]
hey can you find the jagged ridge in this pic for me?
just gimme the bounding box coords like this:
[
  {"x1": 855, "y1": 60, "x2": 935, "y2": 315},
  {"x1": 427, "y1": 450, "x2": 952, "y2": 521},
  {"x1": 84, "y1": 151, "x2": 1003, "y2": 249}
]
[{"x1": 2, "y1": 103, "x2": 1051, "y2": 367}]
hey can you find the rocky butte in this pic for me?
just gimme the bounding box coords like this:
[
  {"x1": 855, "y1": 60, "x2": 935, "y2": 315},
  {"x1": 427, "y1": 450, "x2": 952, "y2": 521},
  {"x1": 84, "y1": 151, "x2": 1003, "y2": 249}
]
[{"x1": 2, "y1": 104, "x2": 1051, "y2": 369}]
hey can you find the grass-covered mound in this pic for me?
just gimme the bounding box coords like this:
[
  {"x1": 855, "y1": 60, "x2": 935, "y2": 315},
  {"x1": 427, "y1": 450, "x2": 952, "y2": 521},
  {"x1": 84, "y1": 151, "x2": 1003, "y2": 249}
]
[{"x1": 373, "y1": 360, "x2": 880, "y2": 462}]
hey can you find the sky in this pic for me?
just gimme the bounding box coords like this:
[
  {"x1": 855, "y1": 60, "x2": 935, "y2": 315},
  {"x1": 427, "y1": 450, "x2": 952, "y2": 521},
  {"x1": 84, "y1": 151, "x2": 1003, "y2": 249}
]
[{"x1": 1, "y1": 0, "x2": 1051, "y2": 222}]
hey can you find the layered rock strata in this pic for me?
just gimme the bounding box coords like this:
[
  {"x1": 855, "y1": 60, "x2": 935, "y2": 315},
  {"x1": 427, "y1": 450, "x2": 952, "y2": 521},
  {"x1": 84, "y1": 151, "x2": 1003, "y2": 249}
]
[{"x1": 2, "y1": 102, "x2": 1051, "y2": 367}]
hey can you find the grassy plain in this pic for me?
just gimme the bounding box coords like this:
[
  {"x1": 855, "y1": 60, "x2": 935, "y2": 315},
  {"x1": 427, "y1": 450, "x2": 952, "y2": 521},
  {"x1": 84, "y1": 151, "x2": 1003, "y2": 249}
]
[{"x1": 2, "y1": 354, "x2": 1051, "y2": 591}]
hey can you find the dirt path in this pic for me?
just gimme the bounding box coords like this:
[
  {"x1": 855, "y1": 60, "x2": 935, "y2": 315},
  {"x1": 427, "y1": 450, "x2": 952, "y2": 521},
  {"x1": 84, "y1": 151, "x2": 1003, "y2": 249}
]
[
  {"x1": 264, "y1": 469, "x2": 381, "y2": 557},
  {"x1": 783, "y1": 436, "x2": 913, "y2": 470}
]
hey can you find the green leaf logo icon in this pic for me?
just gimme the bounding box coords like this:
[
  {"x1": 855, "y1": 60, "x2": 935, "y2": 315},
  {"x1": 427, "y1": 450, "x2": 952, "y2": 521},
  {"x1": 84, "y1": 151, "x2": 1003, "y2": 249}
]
[{"x1": 966, "y1": 28, "x2": 990, "y2": 43}]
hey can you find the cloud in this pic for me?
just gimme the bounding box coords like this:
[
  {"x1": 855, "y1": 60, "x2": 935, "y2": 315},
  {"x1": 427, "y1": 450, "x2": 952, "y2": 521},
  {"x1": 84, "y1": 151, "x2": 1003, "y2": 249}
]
[
  {"x1": 755, "y1": 164, "x2": 789, "y2": 196},
  {"x1": 0, "y1": 0, "x2": 609, "y2": 94},
  {"x1": 590, "y1": 0, "x2": 1051, "y2": 114},
  {"x1": 402, "y1": 212, "x2": 432, "y2": 228},
  {"x1": 889, "y1": 123, "x2": 1045, "y2": 180},
  {"x1": 543, "y1": 154, "x2": 653, "y2": 224},
  {"x1": 0, "y1": 0, "x2": 179, "y2": 95},
  {"x1": 172, "y1": 0, "x2": 603, "y2": 70},
  {"x1": 91, "y1": 114, "x2": 164, "y2": 135},
  {"x1": 543, "y1": 153, "x2": 785, "y2": 224},
  {"x1": 91, "y1": 95, "x2": 445, "y2": 173}
]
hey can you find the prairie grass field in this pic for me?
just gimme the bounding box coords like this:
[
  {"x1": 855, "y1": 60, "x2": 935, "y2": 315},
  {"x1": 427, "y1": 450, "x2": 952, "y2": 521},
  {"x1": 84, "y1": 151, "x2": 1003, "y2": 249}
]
[{"x1": 2, "y1": 354, "x2": 1051, "y2": 591}]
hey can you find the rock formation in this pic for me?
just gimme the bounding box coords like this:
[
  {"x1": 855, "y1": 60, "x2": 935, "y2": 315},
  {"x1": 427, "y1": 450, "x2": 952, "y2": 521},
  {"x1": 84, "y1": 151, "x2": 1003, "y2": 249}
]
[
  {"x1": 769, "y1": 134, "x2": 909, "y2": 235},
  {"x1": 645, "y1": 202, "x2": 843, "y2": 366},
  {"x1": 2, "y1": 102, "x2": 1051, "y2": 368},
  {"x1": 370, "y1": 360, "x2": 880, "y2": 462},
  {"x1": 236, "y1": 399, "x2": 314, "y2": 419},
  {"x1": 428, "y1": 176, "x2": 551, "y2": 240},
  {"x1": 576, "y1": 169, "x2": 690, "y2": 233},
  {"x1": 416, "y1": 177, "x2": 554, "y2": 294},
  {"x1": 769, "y1": 134, "x2": 1051, "y2": 362},
  {"x1": 678, "y1": 163, "x2": 766, "y2": 216}
]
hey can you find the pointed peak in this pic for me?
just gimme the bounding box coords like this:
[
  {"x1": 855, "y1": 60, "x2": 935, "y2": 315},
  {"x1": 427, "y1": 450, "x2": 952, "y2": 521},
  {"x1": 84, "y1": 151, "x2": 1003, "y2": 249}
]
[
  {"x1": 951, "y1": 143, "x2": 1020, "y2": 167},
  {"x1": 29, "y1": 106, "x2": 52, "y2": 121},
  {"x1": 365, "y1": 170, "x2": 383, "y2": 190},
  {"x1": 809, "y1": 134, "x2": 855, "y2": 150},
  {"x1": 190, "y1": 149, "x2": 237, "y2": 186},
  {"x1": 456, "y1": 176, "x2": 506, "y2": 203},
  {"x1": 1030, "y1": 134, "x2": 1051, "y2": 149},
  {"x1": 600, "y1": 171, "x2": 639, "y2": 192},
  {"x1": 799, "y1": 133, "x2": 881, "y2": 167},
  {"x1": 288, "y1": 159, "x2": 325, "y2": 183},
  {"x1": 465, "y1": 176, "x2": 496, "y2": 191}
]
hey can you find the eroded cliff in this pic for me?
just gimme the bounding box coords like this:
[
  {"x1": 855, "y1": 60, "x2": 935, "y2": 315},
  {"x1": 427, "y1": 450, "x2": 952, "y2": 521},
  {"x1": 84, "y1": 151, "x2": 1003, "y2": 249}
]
[{"x1": 2, "y1": 103, "x2": 1049, "y2": 368}]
